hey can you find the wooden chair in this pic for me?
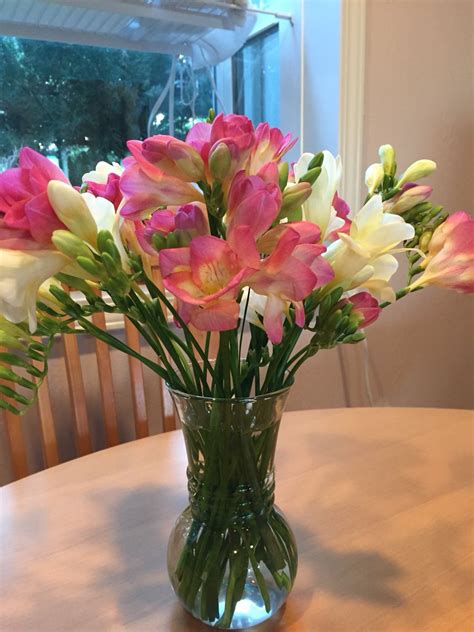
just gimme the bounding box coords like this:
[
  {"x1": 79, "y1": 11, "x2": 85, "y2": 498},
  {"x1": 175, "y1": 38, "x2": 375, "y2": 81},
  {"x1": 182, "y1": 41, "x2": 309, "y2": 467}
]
[{"x1": 0, "y1": 312, "x2": 177, "y2": 483}]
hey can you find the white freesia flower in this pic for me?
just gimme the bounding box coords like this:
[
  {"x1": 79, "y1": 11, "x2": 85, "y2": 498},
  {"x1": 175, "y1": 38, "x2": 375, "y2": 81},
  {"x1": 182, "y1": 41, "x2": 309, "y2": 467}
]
[
  {"x1": 365, "y1": 162, "x2": 384, "y2": 195},
  {"x1": 351, "y1": 254, "x2": 399, "y2": 303},
  {"x1": 81, "y1": 192, "x2": 128, "y2": 267},
  {"x1": 324, "y1": 195, "x2": 414, "y2": 296},
  {"x1": 239, "y1": 288, "x2": 267, "y2": 327},
  {"x1": 82, "y1": 161, "x2": 123, "y2": 184},
  {"x1": 0, "y1": 249, "x2": 68, "y2": 332},
  {"x1": 294, "y1": 151, "x2": 344, "y2": 240}
]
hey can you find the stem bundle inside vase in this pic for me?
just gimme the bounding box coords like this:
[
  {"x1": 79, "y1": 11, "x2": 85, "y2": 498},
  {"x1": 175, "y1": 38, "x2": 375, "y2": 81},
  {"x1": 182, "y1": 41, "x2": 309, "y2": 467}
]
[{"x1": 167, "y1": 388, "x2": 297, "y2": 628}]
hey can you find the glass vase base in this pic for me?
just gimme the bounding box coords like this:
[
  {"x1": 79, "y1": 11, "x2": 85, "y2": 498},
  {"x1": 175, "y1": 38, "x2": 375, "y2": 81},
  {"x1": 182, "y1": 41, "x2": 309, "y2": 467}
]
[{"x1": 181, "y1": 571, "x2": 288, "y2": 629}]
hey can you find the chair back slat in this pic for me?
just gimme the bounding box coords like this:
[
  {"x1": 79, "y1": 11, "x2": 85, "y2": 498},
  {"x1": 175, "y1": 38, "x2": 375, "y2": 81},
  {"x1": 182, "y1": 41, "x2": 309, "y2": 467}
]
[
  {"x1": 124, "y1": 317, "x2": 149, "y2": 439},
  {"x1": 161, "y1": 386, "x2": 176, "y2": 432},
  {"x1": 0, "y1": 347, "x2": 29, "y2": 478},
  {"x1": 91, "y1": 310, "x2": 120, "y2": 447},
  {"x1": 3, "y1": 408, "x2": 29, "y2": 479},
  {"x1": 62, "y1": 331, "x2": 93, "y2": 456},
  {"x1": 34, "y1": 369, "x2": 60, "y2": 468}
]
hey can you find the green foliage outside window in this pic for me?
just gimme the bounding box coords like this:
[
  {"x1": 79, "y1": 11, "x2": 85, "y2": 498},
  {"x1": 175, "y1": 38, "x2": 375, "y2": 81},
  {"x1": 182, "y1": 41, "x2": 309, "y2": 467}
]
[{"x1": 0, "y1": 37, "x2": 213, "y2": 184}]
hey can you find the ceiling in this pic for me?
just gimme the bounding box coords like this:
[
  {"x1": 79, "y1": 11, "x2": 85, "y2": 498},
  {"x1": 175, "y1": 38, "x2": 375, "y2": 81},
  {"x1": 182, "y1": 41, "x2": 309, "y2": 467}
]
[{"x1": 0, "y1": 0, "x2": 255, "y2": 63}]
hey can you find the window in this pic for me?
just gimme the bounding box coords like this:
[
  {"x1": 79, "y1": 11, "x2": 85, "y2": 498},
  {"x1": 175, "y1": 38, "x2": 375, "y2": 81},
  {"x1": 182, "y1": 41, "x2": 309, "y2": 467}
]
[
  {"x1": 232, "y1": 25, "x2": 279, "y2": 127},
  {"x1": 0, "y1": 37, "x2": 214, "y2": 184}
]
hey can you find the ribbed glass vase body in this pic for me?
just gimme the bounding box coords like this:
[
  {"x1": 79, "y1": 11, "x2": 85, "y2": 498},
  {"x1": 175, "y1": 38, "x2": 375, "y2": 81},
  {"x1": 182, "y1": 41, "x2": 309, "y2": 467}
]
[{"x1": 167, "y1": 388, "x2": 297, "y2": 629}]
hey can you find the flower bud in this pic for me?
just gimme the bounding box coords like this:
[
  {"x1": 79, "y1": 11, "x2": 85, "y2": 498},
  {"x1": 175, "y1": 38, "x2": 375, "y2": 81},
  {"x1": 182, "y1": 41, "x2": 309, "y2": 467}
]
[
  {"x1": 278, "y1": 162, "x2": 289, "y2": 191},
  {"x1": 280, "y1": 182, "x2": 312, "y2": 216},
  {"x1": 209, "y1": 142, "x2": 232, "y2": 181},
  {"x1": 365, "y1": 163, "x2": 384, "y2": 195},
  {"x1": 419, "y1": 230, "x2": 433, "y2": 252},
  {"x1": 378, "y1": 144, "x2": 396, "y2": 176},
  {"x1": 308, "y1": 151, "x2": 324, "y2": 170},
  {"x1": 398, "y1": 159, "x2": 437, "y2": 187},
  {"x1": 151, "y1": 232, "x2": 167, "y2": 251},
  {"x1": 0, "y1": 331, "x2": 26, "y2": 351},
  {"x1": 207, "y1": 107, "x2": 216, "y2": 123},
  {"x1": 47, "y1": 181, "x2": 98, "y2": 245},
  {"x1": 391, "y1": 185, "x2": 433, "y2": 214},
  {"x1": 76, "y1": 256, "x2": 103, "y2": 278},
  {"x1": 299, "y1": 166, "x2": 322, "y2": 186},
  {"x1": 52, "y1": 230, "x2": 95, "y2": 261},
  {"x1": 165, "y1": 232, "x2": 179, "y2": 249}
]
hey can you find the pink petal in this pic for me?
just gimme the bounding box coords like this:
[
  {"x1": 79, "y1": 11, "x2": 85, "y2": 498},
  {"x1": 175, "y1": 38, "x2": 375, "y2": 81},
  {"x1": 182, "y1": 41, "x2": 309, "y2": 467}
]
[
  {"x1": 189, "y1": 299, "x2": 240, "y2": 331},
  {"x1": 24, "y1": 191, "x2": 66, "y2": 244},
  {"x1": 263, "y1": 294, "x2": 286, "y2": 344},
  {"x1": 0, "y1": 221, "x2": 43, "y2": 250},
  {"x1": 263, "y1": 228, "x2": 299, "y2": 274},
  {"x1": 227, "y1": 189, "x2": 280, "y2": 239},
  {"x1": 163, "y1": 270, "x2": 204, "y2": 305},
  {"x1": 293, "y1": 301, "x2": 305, "y2": 327},
  {"x1": 20, "y1": 148, "x2": 69, "y2": 189},
  {"x1": 159, "y1": 246, "x2": 191, "y2": 277},
  {"x1": 227, "y1": 225, "x2": 261, "y2": 269}
]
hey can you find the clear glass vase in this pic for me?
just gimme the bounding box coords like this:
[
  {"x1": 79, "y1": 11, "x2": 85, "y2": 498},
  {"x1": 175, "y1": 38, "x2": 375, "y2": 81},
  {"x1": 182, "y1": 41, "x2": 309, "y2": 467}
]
[{"x1": 167, "y1": 387, "x2": 297, "y2": 629}]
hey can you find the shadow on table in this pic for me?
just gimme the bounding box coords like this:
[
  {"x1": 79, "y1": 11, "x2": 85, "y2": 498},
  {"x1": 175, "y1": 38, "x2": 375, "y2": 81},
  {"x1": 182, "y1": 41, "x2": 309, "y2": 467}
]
[{"x1": 92, "y1": 481, "x2": 404, "y2": 630}]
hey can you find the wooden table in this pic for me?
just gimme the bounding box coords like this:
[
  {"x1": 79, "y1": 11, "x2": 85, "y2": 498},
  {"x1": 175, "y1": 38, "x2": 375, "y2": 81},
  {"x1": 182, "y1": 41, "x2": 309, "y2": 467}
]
[{"x1": 1, "y1": 408, "x2": 473, "y2": 632}]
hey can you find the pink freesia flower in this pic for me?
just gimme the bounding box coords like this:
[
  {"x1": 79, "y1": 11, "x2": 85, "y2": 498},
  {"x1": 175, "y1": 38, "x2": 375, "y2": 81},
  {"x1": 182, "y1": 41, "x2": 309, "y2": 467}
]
[
  {"x1": 136, "y1": 203, "x2": 209, "y2": 254},
  {"x1": 257, "y1": 221, "x2": 322, "y2": 254},
  {"x1": 256, "y1": 161, "x2": 280, "y2": 186},
  {"x1": 85, "y1": 173, "x2": 123, "y2": 209},
  {"x1": 248, "y1": 227, "x2": 334, "y2": 343},
  {"x1": 226, "y1": 171, "x2": 282, "y2": 241},
  {"x1": 249, "y1": 123, "x2": 297, "y2": 173},
  {"x1": 0, "y1": 148, "x2": 68, "y2": 245},
  {"x1": 340, "y1": 291, "x2": 381, "y2": 327},
  {"x1": 185, "y1": 122, "x2": 213, "y2": 160},
  {"x1": 119, "y1": 160, "x2": 203, "y2": 220},
  {"x1": 159, "y1": 235, "x2": 255, "y2": 331},
  {"x1": 128, "y1": 136, "x2": 205, "y2": 182},
  {"x1": 410, "y1": 211, "x2": 474, "y2": 293},
  {"x1": 210, "y1": 113, "x2": 255, "y2": 160},
  {"x1": 186, "y1": 114, "x2": 255, "y2": 178}
]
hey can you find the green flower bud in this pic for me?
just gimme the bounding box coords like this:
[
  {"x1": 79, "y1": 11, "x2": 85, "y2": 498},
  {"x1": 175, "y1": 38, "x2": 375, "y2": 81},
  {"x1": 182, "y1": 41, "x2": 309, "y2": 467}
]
[
  {"x1": 299, "y1": 166, "x2": 322, "y2": 186},
  {"x1": 308, "y1": 151, "x2": 324, "y2": 170},
  {"x1": 0, "y1": 331, "x2": 27, "y2": 351},
  {"x1": 278, "y1": 162, "x2": 289, "y2": 191},
  {"x1": 166, "y1": 232, "x2": 179, "y2": 249},
  {"x1": 326, "y1": 309, "x2": 343, "y2": 331},
  {"x1": 280, "y1": 182, "x2": 312, "y2": 216},
  {"x1": 378, "y1": 144, "x2": 396, "y2": 176},
  {"x1": 97, "y1": 229, "x2": 115, "y2": 254},
  {"x1": 207, "y1": 107, "x2": 216, "y2": 123},
  {"x1": 76, "y1": 256, "x2": 103, "y2": 278},
  {"x1": 419, "y1": 230, "x2": 433, "y2": 252},
  {"x1": 209, "y1": 142, "x2": 232, "y2": 181},
  {"x1": 52, "y1": 230, "x2": 95, "y2": 261},
  {"x1": 152, "y1": 233, "x2": 167, "y2": 251}
]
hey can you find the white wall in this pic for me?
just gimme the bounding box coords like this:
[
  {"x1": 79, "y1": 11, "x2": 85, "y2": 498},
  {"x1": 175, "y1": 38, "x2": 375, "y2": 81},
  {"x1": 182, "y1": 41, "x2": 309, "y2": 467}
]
[{"x1": 295, "y1": 0, "x2": 474, "y2": 411}]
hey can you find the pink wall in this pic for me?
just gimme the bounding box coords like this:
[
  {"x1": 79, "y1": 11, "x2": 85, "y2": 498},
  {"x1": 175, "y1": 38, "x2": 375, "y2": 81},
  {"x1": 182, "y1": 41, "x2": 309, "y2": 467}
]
[{"x1": 359, "y1": 0, "x2": 473, "y2": 408}]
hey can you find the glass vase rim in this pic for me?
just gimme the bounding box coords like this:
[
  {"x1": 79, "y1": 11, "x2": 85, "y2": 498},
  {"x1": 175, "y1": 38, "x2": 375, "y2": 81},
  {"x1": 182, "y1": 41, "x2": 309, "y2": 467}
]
[{"x1": 166, "y1": 384, "x2": 291, "y2": 404}]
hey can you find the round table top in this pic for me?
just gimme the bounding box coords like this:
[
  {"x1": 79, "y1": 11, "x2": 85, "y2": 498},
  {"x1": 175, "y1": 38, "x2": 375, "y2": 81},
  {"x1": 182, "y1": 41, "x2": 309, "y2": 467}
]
[{"x1": 1, "y1": 407, "x2": 473, "y2": 632}]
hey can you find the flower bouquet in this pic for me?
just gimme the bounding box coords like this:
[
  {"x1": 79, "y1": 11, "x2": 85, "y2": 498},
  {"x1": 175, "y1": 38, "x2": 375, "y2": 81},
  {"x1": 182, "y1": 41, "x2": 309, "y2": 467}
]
[{"x1": 0, "y1": 110, "x2": 473, "y2": 629}]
